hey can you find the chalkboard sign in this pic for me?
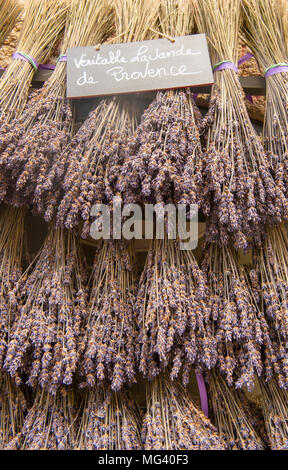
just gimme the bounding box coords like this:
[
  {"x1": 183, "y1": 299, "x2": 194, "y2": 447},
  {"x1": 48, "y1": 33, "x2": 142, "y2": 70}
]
[{"x1": 67, "y1": 34, "x2": 214, "y2": 98}]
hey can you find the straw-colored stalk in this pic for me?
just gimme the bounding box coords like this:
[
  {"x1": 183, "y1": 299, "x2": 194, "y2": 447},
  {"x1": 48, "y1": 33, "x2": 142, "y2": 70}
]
[
  {"x1": 0, "y1": 0, "x2": 67, "y2": 121},
  {"x1": 0, "y1": 0, "x2": 23, "y2": 47},
  {"x1": 76, "y1": 386, "x2": 142, "y2": 450},
  {"x1": 0, "y1": 0, "x2": 114, "y2": 212},
  {"x1": 55, "y1": 0, "x2": 161, "y2": 236},
  {"x1": 4, "y1": 227, "x2": 88, "y2": 395},
  {"x1": 195, "y1": 0, "x2": 288, "y2": 250},
  {"x1": 0, "y1": 373, "x2": 26, "y2": 449},
  {"x1": 208, "y1": 369, "x2": 265, "y2": 449},
  {"x1": 142, "y1": 373, "x2": 226, "y2": 450},
  {"x1": 259, "y1": 379, "x2": 288, "y2": 450},
  {"x1": 0, "y1": 204, "x2": 26, "y2": 367},
  {"x1": 80, "y1": 241, "x2": 137, "y2": 392},
  {"x1": 6, "y1": 388, "x2": 78, "y2": 450},
  {"x1": 243, "y1": 0, "x2": 288, "y2": 197}
]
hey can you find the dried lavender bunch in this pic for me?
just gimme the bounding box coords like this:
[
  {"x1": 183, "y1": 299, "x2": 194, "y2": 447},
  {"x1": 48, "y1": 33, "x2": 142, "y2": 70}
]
[
  {"x1": 0, "y1": 0, "x2": 23, "y2": 47},
  {"x1": 6, "y1": 388, "x2": 78, "y2": 450},
  {"x1": 202, "y1": 242, "x2": 279, "y2": 391},
  {"x1": 208, "y1": 370, "x2": 265, "y2": 450},
  {"x1": 117, "y1": 90, "x2": 203, "y2": 207},
  {"x1": 56, "y1": 97, "x2": 139, "y2": 238},
  {"x1": 142, "y1": 374, "x2": 226, "y2": 450},
  {"x1": 0, "y1": 0, "x2": 67, "y2": 122},
  {"x1": 76, "y1": 386, "x2": 142, "y2": 450},
  {"x1": 243, "y1": 0, "x2": 288, "y2": 197},
  {"x1": 4, "y1": 227, "x2": 88, "y2": 395},
  {"x1": 195, "y1": 0, "x2": 288, "y2": 250},
  {"x1": 55, "y1": 0, "x2": 160, "y2": 238},
  {"x1": 117, "y1": 0, "x2": 203, "y2": 207},
  {"x1": 0, "y1": 204, "x2": 26, "y2": 366},
  {"x1": 249, "y1": 224, "x2": 288, "y2": 389},
  {"x1": 79, "y1": 241, "x2": 137, "y2": 392},
  {"x1": 259, "y1": 379, "x2": 288, "y2": 450},
  {"x1": 0, "y1": 373, "x2": 26, "y2": 449},
  {"x1": 0, "y1": 0, "x2": 114, "y2": 212},
  {"x1": 137, "y1": 237, "x2": 217, "y2": 384}
]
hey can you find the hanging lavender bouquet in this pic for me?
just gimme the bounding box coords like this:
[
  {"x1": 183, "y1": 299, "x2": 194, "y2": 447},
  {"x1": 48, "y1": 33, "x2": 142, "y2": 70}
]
[
  {"x1": 4, "y1": 227, "x2": 88, "y2": 395},
  {"x1": 195, "y1": 0, "x2": 288, "y2": 250}
]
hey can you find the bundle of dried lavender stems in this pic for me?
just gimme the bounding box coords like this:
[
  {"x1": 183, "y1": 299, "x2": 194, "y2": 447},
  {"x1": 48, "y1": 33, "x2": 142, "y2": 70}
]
[
  {"x1": 137, "y1": 236, "x2": 216, "y2": 384},
  {"x1": 259, "y1": 379, "x2": 288, "y2": 450},
  {"x1": 76, "y1": 386, "x2": 142, "y2": 450},
  {"x1": 249, "y1": 224, "x2": 288, "y2": 389},
  {"x1": 243, "y1": 0, "x2": 288, "y2": 198},
  {"x1": 0, "y1": 0, "x2": 23, "y2": 47},
  {"x1": 142, "y1": 374, "x2": 226, "y2": 450},
  {"x1": 202, "y1": 242, "x2": 283, "y2": 390},
  {"x1": 0, "y1": 0, "x2": 114, "y2": 215},
  {"x1": 0, "y1": 204, "x2": 26, "y2": 367},
  {"x1": 4, "y1": 227, "x2": 88, "y2": 395},
  {"x1": 0, "y1": 0, "x2": 66, "y2": 123},
  {"x1": 208, "y1": 369, "x2": 266, "y2": 449},
  {"x1": 56, "y1": 0, "x2": 160, "y2": 238},
  {"x1": 79, "y1": 241, "x2": 137, "y2": 392},
  {"x1": 6, "y1": 388, "x2": 77, "y2": 450},
  {"x1": 117, "y1": 0, "x2": 203, "y2": 209},
  {"x1": 195, "y1": 0, "x2": 288, "y2": 250},
  {"x1": 0, "y1": 372, "x2": 26, "y2": 449}
]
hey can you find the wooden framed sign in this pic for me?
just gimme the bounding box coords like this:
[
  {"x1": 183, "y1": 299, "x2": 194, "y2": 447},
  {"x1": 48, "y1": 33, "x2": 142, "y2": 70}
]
[{"x1": 67, "y1": 34, "x2": 214, "y2": 98}]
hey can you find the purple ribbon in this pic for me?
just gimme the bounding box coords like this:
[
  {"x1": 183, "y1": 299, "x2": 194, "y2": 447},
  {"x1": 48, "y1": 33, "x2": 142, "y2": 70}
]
[
  {"x1": 238, "y1": 53, "x2": 254, "y2": 66},
  {"x1": 213, "y1": 61, "x2": 239, "y2": 73},
  {"x1": 196, "y1": 372, "x2": 209, "y2": 418},
  {"x1": 38, "y1": 63, "x2": 55, "y2": 71},
  {"x1": 265, "y1": 64, "x2": 288, "y2": 78},
  {"x1": 245, "y1": 94, "x2": 254, "y2": 104},
  {"x1": 57, "y1": 54, "x2": 67, "y2": 63},
  {"x1": 12, "y1": 51, "x2": 39, "y2": 72}
]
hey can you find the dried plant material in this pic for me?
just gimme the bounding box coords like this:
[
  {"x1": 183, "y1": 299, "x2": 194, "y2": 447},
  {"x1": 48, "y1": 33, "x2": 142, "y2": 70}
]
[
  {"x1": 56, "y1": 0, "x2": 160, "y2": 237},
  {"x1": 0, "y1": 373, "x2": 26, "y2": 449},
  {"x1": 0, "y1": 0, "x2": 67, "y2": 122},
  {"x1": 57, "y1": 97, "x2": 139, "y2": 237},
  {"x1": 137, "y1": 237, "x2": 216, "y2": 384},
  {"x1": 5, "y1": 227, "x2": 88, "y2": 395},
  {"x1": 118, "y1": 0, "x2": 203, "y2": 208},
  {"x1": 202, "y1": 242, "x2": 280, "y2": 391},
  {"x1": 142, "y1": 374, "x2": 226, "y2": 450},
  {"x1": 243, "y1": 0, "x2": 288, "y2": 199},
  {"x1": 80, "y1": 241, "x2": 137, "y2": 392},
  {"x1": 249, "y1": 224, "x2": 288, "y2": 389},
  {"x1": 260, "y1": 379, "x2": 288, "y2": 450},
  {"x1": 6, "y1": 388, "x2": 77, "y2": 450},
  {"x1": 0, "y1": 0, "x2": 23, "y2": 47},
  {"x1": 0, "y1": 17, "x2": 24, "y2": 68},
  {"x1": 0, "y1": 0, "x2": 114, "y2": 211},
  {"x1": 0, "y1": 204, "x2": 26, "y2": 366},
  {"x1": 195, "y1": 0, "x2": 288, "y2": 250},
  {"x1": 118, "y1": 89, "x2": 203, "y2": 207},
  {"x1": 208, "y1": 370, "x2": 265, "y2": 449},
  {"x1": 76, "y1": 386, "x2": 142, "y2": 450}
]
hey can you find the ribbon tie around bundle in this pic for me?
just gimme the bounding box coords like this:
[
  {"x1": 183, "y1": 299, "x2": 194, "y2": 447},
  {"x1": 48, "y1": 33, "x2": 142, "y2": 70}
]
[
  {"x1": 264, "y1": 63, "x2": 288, "y2": 78},
  {"x1": 57, "y1": 54, "x2": 67, "y2": 63},
  {"x1": 12, "y1": 51, "x2": 39, "y2": 72},
  {"x1": 213, "y1": 60, "x2": 239, "y2": 73},
  {"x1": 196, "y1": 372, "x2": 209, "y2": 418}
]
